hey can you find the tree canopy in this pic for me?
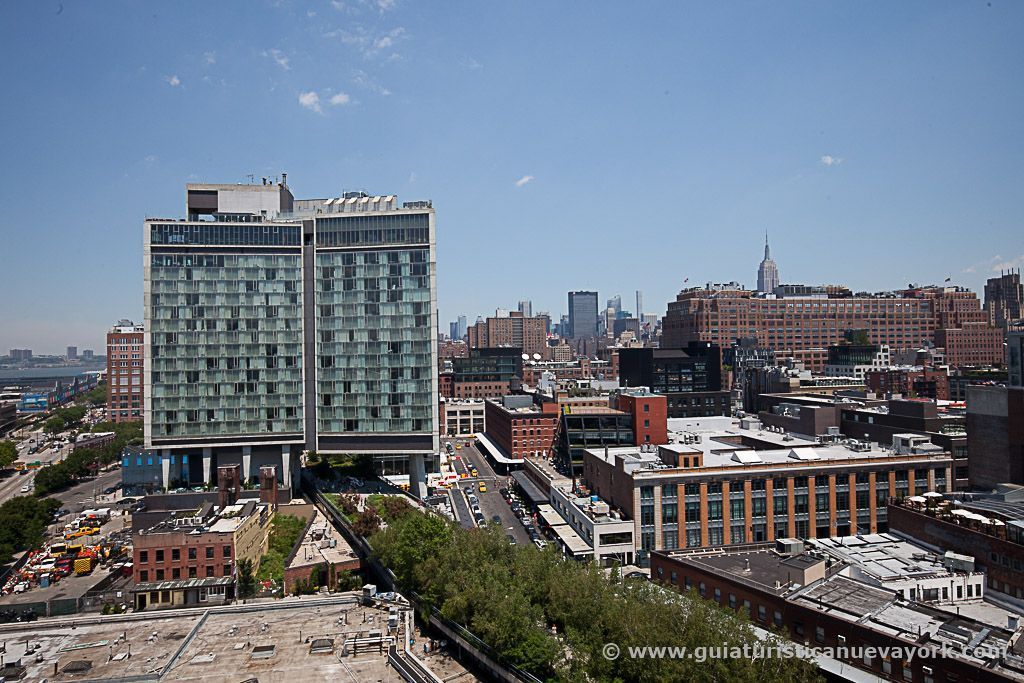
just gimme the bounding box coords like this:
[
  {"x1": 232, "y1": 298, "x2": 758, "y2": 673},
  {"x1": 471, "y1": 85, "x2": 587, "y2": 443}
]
[{"x1": 371, "y1": 513, "x2": 821, "y2": 683}]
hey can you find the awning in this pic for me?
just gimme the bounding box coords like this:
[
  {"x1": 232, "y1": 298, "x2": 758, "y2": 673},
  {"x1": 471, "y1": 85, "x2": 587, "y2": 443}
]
[
  {"x1": 474, "y1": 432, "x2": 524, "y2": 465},
  {"x1": 510, "y1": 470, "x2": 548, "y2": 505},
  {"x1": 550, "y1": 523, "x2": 592, "y2": 556},
  {"x1": 132, "y1": 576, "x2": 234, "y2": 593}
]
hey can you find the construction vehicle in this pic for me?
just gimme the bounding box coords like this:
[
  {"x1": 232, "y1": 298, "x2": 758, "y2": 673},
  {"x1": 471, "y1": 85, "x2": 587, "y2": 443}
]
[{"x1": 73, "y1": 556, "x2": 94, "y2": 575}]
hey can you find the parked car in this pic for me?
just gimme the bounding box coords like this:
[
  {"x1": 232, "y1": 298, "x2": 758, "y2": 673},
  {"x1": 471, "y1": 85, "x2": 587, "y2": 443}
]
[{"x1": 491, "y1": 515, "x2": 502, "y2": 525}]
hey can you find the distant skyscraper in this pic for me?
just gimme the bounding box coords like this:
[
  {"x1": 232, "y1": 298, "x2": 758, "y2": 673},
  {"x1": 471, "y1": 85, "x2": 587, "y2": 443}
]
[
  {"x1": 636, "y1": 290, "x2": 643, "y2": 320},
  {"x1": 145, "y1": 181, "x2": 438, "y2": 494},
  {"x1": 568, "y1": 291, "x2": 599, "y2": 339},
  {"x1": 9, "y1": 349, "x2": 32, "y2": 361},
  {"x1": 757, "y1": 233, "x2": 780, "y2": 293},
  {"x1": 536, "y1": 311, "x2": 551, "y2": 335},
  {"x1": 607, "y1": 294, "x2": 622, "y2": 315},
  {"x1": 518, "y1": 299, "x2": 532, "y2": 317},
  {"x1": 985, "y1": 270, "x2": 1023, "y2": 331},
  {"x1": 449, "y1": 321, "x2": 460, "y2": 340},
  {"x1": 557, "y1": 314, "x2": 570, "y2": 337},
  {"x1": 66, "y1": 346, "x2": 78, "y2": 360},
  {"x1": 457, "y1": 315, "x2": 468, "y2": 339}
]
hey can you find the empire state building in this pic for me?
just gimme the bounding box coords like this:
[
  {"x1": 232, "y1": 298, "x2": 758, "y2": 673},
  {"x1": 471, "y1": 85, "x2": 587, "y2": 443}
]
[{"x1": 757, "y1": 234, "x2": 780, "y2": 293}]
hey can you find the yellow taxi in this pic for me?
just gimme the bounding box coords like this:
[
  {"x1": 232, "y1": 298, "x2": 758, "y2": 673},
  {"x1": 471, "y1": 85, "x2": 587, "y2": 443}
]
[
  {"x1": 478, "y1": 482, "x2": 487, "y2": 492},
  {"x1": 455, "y1": 443, "x2": 462, "y2": 449}
]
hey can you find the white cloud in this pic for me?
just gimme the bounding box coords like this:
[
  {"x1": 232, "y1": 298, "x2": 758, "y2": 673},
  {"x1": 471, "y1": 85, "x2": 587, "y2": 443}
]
[
  {"x1": 991, "y1": 255, "x2": 1024, "y2": 272},
  {"x1": 203, "y1": 51, "x2": 216, "y2": 65},
  {"x1": 820, "y1": 155, "x2": 842, "y2": 166},
  {"x1": 264, "y1": 49, "x2": 290, "y2": 71},
  {"x1": 329, "y1": 92, "x2": 351, "y2": 106},
  {"x1": 166, "y1": 75, "x2": 181, "y2": 87},
  {"x1": 351, "y1": 69, "x2": 391, "y2": 96},
  {"x1": 331, "y1": 0, "x2": 346, "y2": 10},
  {"x1": 372, "y1": 27, "x2": 405, "y2": 52},
  {"x1": 377, "y1": 0, "x2": 396, "y2": 10},
  {"x1": 307, "y1": 10, "x2": 317, "y2": 17},
  {"x1": 144, "y1": 155, "x2": 158, "y2": 164},
  {"x1": 408, "y1": 171, "x2": 417, "y2": 183},
  {"x1": 298, "y1": 91, "x2": 322, "y2": 113},
  {"x1": 962, "y1": 266, "x2": 976, "y2": 274},
  {"x1": 515, "y1": 175, "x2": 534, "y2": 187}
]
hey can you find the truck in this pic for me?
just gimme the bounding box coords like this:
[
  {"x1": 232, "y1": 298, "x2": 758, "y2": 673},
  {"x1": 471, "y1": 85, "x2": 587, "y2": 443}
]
[
  {"x1": 13, "y1": 461, "x2": 27, "y2": 473},
  {"x1": 73, "y1": 556, "x2": 94, "y2": 575}
]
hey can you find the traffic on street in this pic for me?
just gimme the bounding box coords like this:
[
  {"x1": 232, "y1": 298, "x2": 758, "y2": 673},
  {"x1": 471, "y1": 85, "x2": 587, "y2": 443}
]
[{"x1": 443, "y1": 439, "x2": 535, "y2": 546}]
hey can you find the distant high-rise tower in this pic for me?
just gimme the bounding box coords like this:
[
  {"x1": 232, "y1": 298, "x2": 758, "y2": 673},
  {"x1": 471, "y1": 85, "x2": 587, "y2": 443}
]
[
  {"x1": 457, "y1": 315, "x2": 468, "y2": 339},
  {"x1": 635, "y1": 290, "x2": 643, "y2": 320},
  {"x1": 518, "y1": 300, "x2": 532, "y2": 317},
  {"x1": 568, "y1": 291, "x2": 599, "y2": 339},
  {"x1": 757, "y1": 233, "x2": 780, "y2": 293},
  {"x1": 985, "y1": 270, "x2": 1023, "y2": 331}
]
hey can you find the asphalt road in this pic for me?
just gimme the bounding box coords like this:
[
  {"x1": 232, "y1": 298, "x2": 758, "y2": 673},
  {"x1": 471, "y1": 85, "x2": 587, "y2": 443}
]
[{"x1": 455, "y1": 442, "x2": 531, "y2": 546}]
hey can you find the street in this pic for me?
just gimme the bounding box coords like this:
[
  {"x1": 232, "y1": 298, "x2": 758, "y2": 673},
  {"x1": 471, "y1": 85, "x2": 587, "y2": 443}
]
[{"x1": 448, "y1": 440, "x2": 531, "y2": 546}]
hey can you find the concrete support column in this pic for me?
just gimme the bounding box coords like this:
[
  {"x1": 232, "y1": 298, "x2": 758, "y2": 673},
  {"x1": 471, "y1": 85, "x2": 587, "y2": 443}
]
[
  {"x1": 242, "y1": 446, "x2": 252, "y2": 484},
  {"x1": 409, "y1": 453, "x2": 427, "y2": 499},
  {"x1": 281, "y1": 445, "x2": 291, "y2": 491},
  {"x1": 202, "y1": 447, "x2": 212, "y2": 486},
  {"x1": 161, "y1": 449, "x2": 172, "y2": 491}
]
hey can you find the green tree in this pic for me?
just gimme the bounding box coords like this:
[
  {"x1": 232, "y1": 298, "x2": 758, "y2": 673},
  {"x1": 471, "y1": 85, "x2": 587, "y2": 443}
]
[
  {"x1": 81, "y1": 384, "x2": 107, "y2": 405},
  {"x1": 0, "y1": 440, "x2": 17, "y2": 468},
  {"x1": 352, "y1": 507, "x2": 381, "y2": 537},
  {"x1": 371, "y1": 511, "x2": 821, "y2": 683},
  {"x1": 44, "y1": 415, "x2": 66, "y2": 434},
  {"x1": 0, "y1": 495, "x2": 60, "y2": 566},
  {"x1": 237, "y1": 558, "x2": 256, "y2": 599}
]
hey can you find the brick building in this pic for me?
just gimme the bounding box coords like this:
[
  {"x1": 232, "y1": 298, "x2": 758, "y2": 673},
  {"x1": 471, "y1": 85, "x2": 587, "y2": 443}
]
[
  {"x1": 967, "y1": 385, "x2": 1024, "y2": 489},
  {"x1": 483, "y1": 394, "x2": 560, "y2": 460},
  {"x1": 888, "y1": 496, "x2": 1024, "y2": 599},
  {"x1": 583, "y1": 415, "x2": 953, "y2": 556},
  {"x1": 467, "y1": 311, "x2": 549, "y2": 360},
  {"x1": 651, "y1": 535, "x2": 1021, "y2": 683},
  {"x1": 106, "y1": 319, "x2": 144, "y2": 422},
  {"x1": 756, "y1": 394, "x2": 968, "y2": 488},
  {"x1": 132, "y1": 496, "x2": 273, "y2": 610},
  {"x1": 661, "y1": 284, "x2": 1003, "y2": 370},
  {"x1": 612, "y1": 387, "x2": 667, "y2": 446},
  {"x1": 864, "y1": 365, "x2": 950, "y2": 400},
  {"x1": 440, "y1": 347, "x2": 523, "y2": 400}
]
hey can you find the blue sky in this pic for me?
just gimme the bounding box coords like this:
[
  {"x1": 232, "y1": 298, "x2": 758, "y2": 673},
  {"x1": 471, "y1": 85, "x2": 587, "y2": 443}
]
[{"x1": 1, "y1": 1, "x2": 1022, "y2": 353}]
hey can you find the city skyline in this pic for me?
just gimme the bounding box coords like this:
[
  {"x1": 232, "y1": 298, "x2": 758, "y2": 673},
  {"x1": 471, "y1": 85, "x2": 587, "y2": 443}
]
[{"x1": 2, "y1": 2, "x2": 1023, "y2": 351}]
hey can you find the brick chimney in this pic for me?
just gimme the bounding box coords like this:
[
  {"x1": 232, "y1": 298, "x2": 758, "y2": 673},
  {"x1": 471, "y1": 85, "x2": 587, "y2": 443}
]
[
  {"x1": 217, "y1": 464, "x2": 241, "y2": 509},
  {"x1": 259, "y1": 466, "x2": 278, "y2": 509}
]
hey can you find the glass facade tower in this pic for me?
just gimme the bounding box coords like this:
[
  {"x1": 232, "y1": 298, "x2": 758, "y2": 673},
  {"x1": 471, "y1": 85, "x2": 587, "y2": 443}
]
[
  {"x1": 144, "y1": 183, "x2": 438, "y2": 493},
  {"x1": 146, "y1": 222, "x2": 305, "y2": 441}
]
